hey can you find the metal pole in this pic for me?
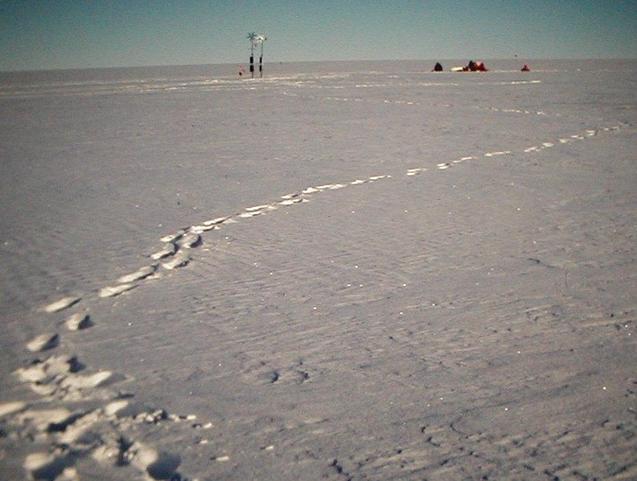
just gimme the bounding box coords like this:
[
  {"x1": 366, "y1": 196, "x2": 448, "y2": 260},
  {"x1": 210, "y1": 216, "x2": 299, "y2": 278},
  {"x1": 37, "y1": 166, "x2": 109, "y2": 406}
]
[
  {"x1": 248, "y1": 33, "x2": 255, "y2": 78},
  {"x1": 259, "y1": 36, "x2": 266, "y2": 78}
]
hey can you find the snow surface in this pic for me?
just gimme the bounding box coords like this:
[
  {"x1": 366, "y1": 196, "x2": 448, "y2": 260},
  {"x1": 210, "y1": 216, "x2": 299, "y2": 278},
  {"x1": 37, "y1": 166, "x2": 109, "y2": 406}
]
[{"x1": 1, "y1": 59, "x2": 636, "y2": 480}]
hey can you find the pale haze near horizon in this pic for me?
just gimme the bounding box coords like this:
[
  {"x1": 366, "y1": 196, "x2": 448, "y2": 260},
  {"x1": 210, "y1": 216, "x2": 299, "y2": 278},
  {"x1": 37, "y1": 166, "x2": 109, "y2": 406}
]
[{"x1": 1, "y1": 0, "x2": 636, "y2": 72}]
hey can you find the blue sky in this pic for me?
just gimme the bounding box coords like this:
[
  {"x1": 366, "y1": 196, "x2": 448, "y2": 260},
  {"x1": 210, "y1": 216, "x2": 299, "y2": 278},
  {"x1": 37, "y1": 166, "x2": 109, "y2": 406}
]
[{"x1": 1, "y1": 0, "x2": 635, "y2": 71}]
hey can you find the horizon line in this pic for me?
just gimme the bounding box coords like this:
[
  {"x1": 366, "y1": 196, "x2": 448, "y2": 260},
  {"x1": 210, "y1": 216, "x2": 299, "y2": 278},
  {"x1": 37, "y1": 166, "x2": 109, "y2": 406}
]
[{"x1": 3, "y1": 57, "x2": 636, "y2": 74}]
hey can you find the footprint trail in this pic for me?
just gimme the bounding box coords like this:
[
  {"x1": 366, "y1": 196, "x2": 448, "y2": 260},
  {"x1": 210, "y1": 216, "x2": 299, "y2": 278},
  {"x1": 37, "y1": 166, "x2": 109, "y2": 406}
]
[{"x1": 11, "y1": 120, "x2": 626, "y2": 480}]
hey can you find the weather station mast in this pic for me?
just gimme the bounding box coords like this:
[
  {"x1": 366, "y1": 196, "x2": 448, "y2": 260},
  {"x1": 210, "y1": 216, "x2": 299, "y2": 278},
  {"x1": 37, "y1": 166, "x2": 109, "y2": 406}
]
[{"x1": 247, "y1": 33, "x2": 267, "y2": 78}]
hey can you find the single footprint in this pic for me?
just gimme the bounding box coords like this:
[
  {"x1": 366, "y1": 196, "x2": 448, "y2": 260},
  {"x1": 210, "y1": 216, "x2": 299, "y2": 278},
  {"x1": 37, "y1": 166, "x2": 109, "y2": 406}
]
[
  {"x1": 280, "y1": 193, "x2": 301, "y2": 199},
  {"x1": 65, "y1": 312, "x2": 93, "y2": 331},
  {"x1": 17, "y1": 407, "x2": 76, "y2": 433},
  {"x1": 177, "y1": 232, "x2": 201, "y2": 249},
  {"x1": 127, "y1": 442, "x2": 181, "y2": 480},
  {"x1": 203, "y1": 216, "x2": 230, "y2": 226},
  {"x1": 117, "y1": 265, "x2": 156, "y2": 284},
  {"x1": 0, "y1": 400, "x2": 27, "y2": 418},
  {"x1": 279, "y1": 198, "x2": 304, "y2": 206},
  {"x1": 26, "y1": 333, "x2": 59, "y2": 352},
  {"x1": 151, "y1": 243, "x2": 177, "y2": 261},
  {"x1": 15, "y1": 354, "x2": 83, "y2": 384},
  {"x1": 104, "y1": 399, "x2": 130, "y2": 417},
  {"x1": 245, "y1": 204, "x2": 271, "y2": 212},
  {"x1": 191, "y1": 224, "x2": 218, "y2": 233},
  {"x1": 162, "y1": 253, "x2": 190, "y2": 270},
  {"x1": 160, "y1": 230, "x2": 185, "y2": 243},
  {"x1": 56, "y1": 410, "x2": 103, "y2": 445},
  {"x1": 98, "y1": 283, "x2": 136, "y2": 298},
  {"x1": 23, "y1": 452, "x2": 75, "y2": 481},
  {"x1": 42, "y1": 297, "x2": 81, "y2": 314},
  {"x1": 239, "y1": 211, "x2": 262, "y2": 218},
  {"x1": 60, "y1": 371, "x2": 113, "y2": 390}
]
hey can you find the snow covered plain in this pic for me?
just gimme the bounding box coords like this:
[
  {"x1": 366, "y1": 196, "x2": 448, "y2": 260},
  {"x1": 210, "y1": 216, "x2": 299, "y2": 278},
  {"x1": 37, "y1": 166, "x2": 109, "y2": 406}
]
[{"x1": 1, "y1": 59, "x2": 636, "y2": 480}]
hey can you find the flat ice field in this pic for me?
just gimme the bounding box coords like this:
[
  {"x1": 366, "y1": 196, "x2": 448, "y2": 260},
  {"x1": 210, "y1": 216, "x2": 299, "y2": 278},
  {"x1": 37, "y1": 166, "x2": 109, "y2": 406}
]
[{"x1": 1, "y1": 60, "x2": 636, "y2": 480}]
